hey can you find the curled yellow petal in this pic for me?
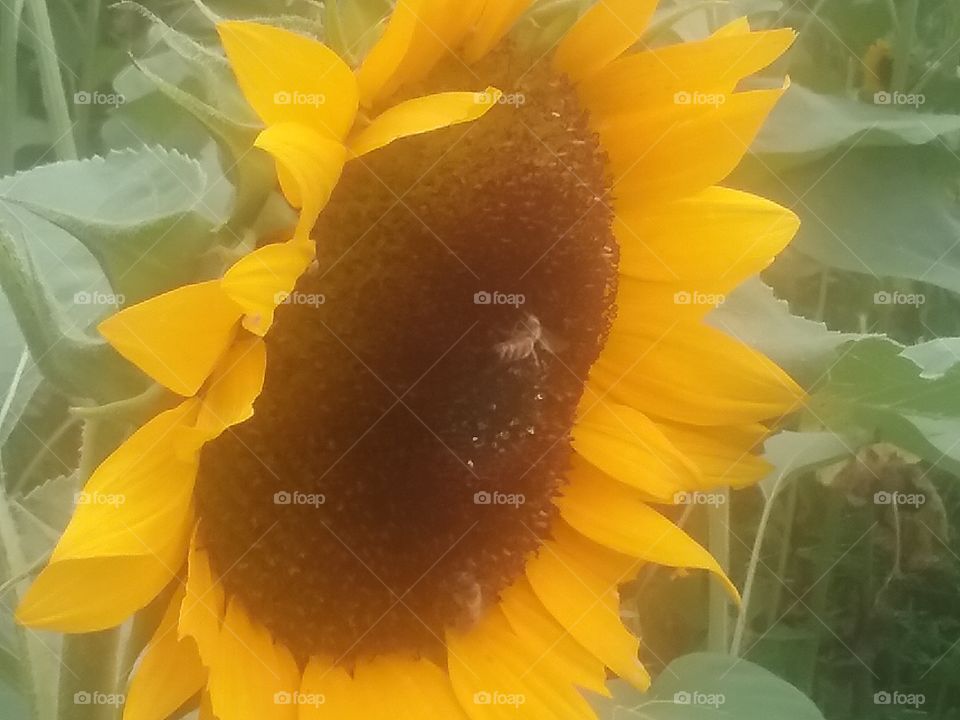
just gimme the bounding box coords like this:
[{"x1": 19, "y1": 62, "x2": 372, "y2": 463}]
[
  {"x1": 220, "y1": 236, "x2": 316, "y2": 336},
  {"x1": 17, "y1": 401, "x2": 200, "y2": 631},
  {"x1": 349, "y1": 87, "x2": 503, "y2": 157},
  {"x1": 253, "y1": 123, "x2": 347, "y2": 239},
  {"x1": 98, "y1": 281, "x2": 242, "y2": 397},
  {"x1": 217, "y1": 20, "x2": 358, "y2": 140}
]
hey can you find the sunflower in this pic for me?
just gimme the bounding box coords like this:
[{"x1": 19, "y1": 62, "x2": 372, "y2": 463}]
[{"x1": 17, "y1": 2, "x2": 803, "y2": 719}]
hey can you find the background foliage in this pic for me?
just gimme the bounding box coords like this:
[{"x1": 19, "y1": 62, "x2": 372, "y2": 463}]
[{"x1": 1, "y1": 0, "x2": 960, "y2": 718}]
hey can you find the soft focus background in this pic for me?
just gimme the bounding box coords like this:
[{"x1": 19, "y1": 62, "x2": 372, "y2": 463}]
[{"x1": 2, "y1": 0, "x2": 960, "y2": 718}]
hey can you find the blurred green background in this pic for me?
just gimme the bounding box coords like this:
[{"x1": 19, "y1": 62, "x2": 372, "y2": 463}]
[{"x1": 3, "y1": 0, "x2": 960, "y2": 718}]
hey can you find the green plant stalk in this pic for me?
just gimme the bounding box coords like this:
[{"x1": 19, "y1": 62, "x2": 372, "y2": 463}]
[
  {"x1": 731, "y1": 484, "x2": 775, "y2": 656},
  {"x1": 23, "y1": 0, "x2": 77, "y2": 160},
  {"x1": 764, "y1": 481, "x2": 799, "y2": 628},
  {"x1": 57, "y1": 419, "x2": 125, "y2": 720},
  {"x1": 0, "y1": 0, "x2": 25, "y2": 173},
  {"x1": 0, "y1": 483, "x2": 58, "y2": 720},
  {"x1": 707, "y1": 490, "x2": 731, "y2": 652},
  {"x1": 74, "y1": 0, "x2": 102, "y2": 156},
  {"x1": 891, "y1": 0, "x2": 918, "y2": 93}
]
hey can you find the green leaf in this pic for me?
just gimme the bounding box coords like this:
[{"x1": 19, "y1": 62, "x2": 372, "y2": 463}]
[
  {"x1": 753, "y1": 85, "x2": 960, "y2": 165},
  {"x1": 735, "y1": 145, "x2": 960, "y2": 296},
  {"x1": 0, "y1": 147, "x2": 230, "y2": 303},
  {"x1": 759, "y1": 430, "x2": 856, "y2": 499},
  {"x1": 811, "y1": 337, "x2": 960, "y2": 474},
  {"x1": 593, "y1": 652, "x2": 825, "y2": 719},
  {"x1": 0, "y1": 474, "x2": 79, "y2": 720},
  {"x1": 0, "y1": 221, "x2": 146, "y2": 402},
  {"x1": 708, "y1": 278, "x2": 870, "y2": 386}
]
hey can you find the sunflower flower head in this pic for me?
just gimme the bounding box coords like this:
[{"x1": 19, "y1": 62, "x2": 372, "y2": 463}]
[{"x1": 17, "y1": 3, "x2": 804, "y2": 719}]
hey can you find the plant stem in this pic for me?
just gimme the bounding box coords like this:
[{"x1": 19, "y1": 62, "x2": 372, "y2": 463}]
[
  {"x1": 707, "y1": 491, "x2": 731, "y2": 652},
  {"x1": 0, "y1": 0, "x2": 25, "y2": 173},
  {"x1": 74, "y1": 0, "x2": 102, "y2": 156},
  {"x1": 23, "y1": 0, "x2": 77, "y2": 160},
  {"x1": 891, "y1": 0, "x2": 918, "y2": 93}
]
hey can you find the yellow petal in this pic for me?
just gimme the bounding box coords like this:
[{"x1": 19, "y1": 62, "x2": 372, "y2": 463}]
[
  {"x1": 499, "y1": 577, "x2": 609, "y2": 697},
  {"x1": 572, "y1": 396, "x2": 702, "y2": 501},
  {"x1": 98, "y1": 281, "x2": 242, "y2": 396},
  {"x1": 616, "y1": 187, "x2": 799, "y2": 286},
  {"x1": 349, "y1": 88, "x2": 502, "y2": 157},
  {"x1": 712, "y1": 16, "x2": 752, "y2": 37},
  {"x1": 179, "y1": 538, "x2": 224, "y2": 669},
  {"x1": 17, "y1": 401, "x2": 200, "y2": 631},
  {"x1": 463, "y1": 0, "x2": 533, "y2": 62},
  {"x1": 353, "y1": 656, "x2": 469, "y2": 720},
  {"x1": 298, "y1": 659, "x2": 361, "y2": 719},
  {"x1": 558, "y1": 462, "x2": 739, "y2": 601},
  {"x1": 657, "y1": 421, "x2": 772, "y2": 489},
  {"x1": 253, "y1": 124, "x2": 346, "y2": 239},
  {"x1": 217, "y1": 21, "x2": 358, "y2": 140},
  {"x1": 525, "y1": 525, "x2": 649, "y2": 690},
  {"x1": 554, "y1": 0, "x2": 658, "y2": 82},
  {"x1": 594, "y1": 322, "x2": 805, "y2": 426},
  {"x1": 578, "y1": 28, "x2": 795, "y2": 118},
  {"x1": 195, "y1": 334, "x2": 267, "y2": 441},
  {"x1": 357, "y1": 0, "x2": 470, "y2": 107},
  {"x1": 447, "y1": 608, "x2": 597, "y2": 720},
  {"x1": 124, "y1": 585, "x2": 206, "y2": 720},
  {"x1": 604, "y1": 83, "x2": 788, "y2": 205},
  {"x1": 220, "y1": 236, "x2": 317, "y2": 336},
  {"x1": 207, "y1": 600, "x2": 300, "y2": 720}
]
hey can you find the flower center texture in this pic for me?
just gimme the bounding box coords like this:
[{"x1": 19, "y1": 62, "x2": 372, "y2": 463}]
[{"x1": 195, "y1": 46, "x2": 619, "y2": 665}]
